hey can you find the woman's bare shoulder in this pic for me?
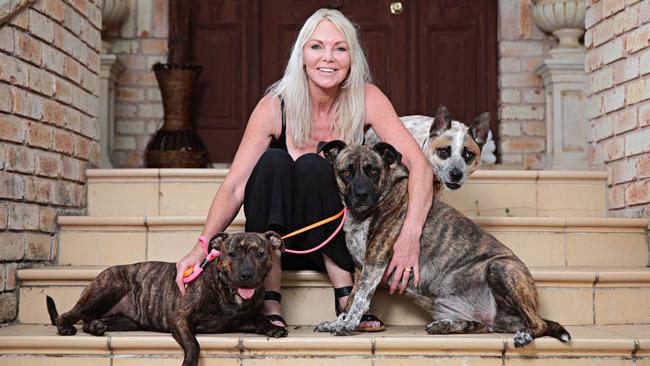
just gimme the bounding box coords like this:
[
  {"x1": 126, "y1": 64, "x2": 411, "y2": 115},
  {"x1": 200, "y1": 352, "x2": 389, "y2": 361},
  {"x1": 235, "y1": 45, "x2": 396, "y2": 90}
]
[
  {"x1": 256, "y1": 94, "x2": 281, "y2": 115},
  {"x1": 249, "y1": 94, "x2": 282, "y2": 136},
  {"x1": 364, "y1": 83, "x2": 382, "y2": 99},
  {"x1": 364, "y1": 83, "x2": 397, "y2": 125}
]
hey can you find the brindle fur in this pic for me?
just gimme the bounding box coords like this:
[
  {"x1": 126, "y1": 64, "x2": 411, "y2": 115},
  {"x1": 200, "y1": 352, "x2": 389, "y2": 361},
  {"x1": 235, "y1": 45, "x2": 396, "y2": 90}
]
[
  {"x1": 315, "y1": 141, "x2": 571, "y2": 348},
  {"x1": 47, "y1": 232, "x2": 288, "y2": 366}
]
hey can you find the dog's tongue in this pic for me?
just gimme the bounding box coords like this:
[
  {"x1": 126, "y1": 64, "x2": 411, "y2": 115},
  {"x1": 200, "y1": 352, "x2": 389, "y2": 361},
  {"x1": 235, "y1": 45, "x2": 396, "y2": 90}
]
[{"x1": 237, "y1": 288, "x2": 255, "y2": 300}]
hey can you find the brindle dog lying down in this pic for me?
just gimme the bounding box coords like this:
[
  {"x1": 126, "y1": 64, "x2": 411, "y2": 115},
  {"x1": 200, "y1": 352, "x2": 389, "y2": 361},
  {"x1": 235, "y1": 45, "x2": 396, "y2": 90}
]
[
  {"x1": 47, "y1": 232, "x2": 287, "y2": 366},
  {"x1": 315, "y1": 141, "x2": 571, "y2": 348}
]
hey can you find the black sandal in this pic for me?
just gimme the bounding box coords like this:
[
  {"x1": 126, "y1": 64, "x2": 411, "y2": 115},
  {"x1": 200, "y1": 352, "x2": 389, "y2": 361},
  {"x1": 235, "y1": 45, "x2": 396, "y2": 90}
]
[
  {"x1": 264, "y1": 291, "x2": 287, "y2": 329},
  {"x1": 334, "y1": 286, "x2": 386, "y2": 332}
]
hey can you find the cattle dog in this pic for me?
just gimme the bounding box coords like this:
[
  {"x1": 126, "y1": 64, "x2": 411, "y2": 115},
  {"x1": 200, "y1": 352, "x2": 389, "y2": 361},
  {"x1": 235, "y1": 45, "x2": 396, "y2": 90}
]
[
  {"x1": 365, "y1": 105, "x2": 490, "y2": 190},
  {"x1": 315, "y1": 141, "x2": 571, "y2": 348},
  {"x1": 47, "y1": 232, "x2": 288, "y2": 366}
]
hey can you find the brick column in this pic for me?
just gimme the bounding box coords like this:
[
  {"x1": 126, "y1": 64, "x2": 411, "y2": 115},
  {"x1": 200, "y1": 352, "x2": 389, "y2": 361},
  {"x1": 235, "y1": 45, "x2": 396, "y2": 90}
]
[
  {"x1": 0, "y1": 0, "x2": 101, "y2": 323},
  {"x1": 585, "y1": 0, "x2": 650, "y2": 217}
]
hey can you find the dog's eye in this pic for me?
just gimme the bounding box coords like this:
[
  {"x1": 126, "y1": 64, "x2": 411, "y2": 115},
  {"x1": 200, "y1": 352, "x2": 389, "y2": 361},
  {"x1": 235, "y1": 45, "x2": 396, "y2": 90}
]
[
  {"x1": 462, "y1": 148, "x2": 475, "y2": 162},
  {"x1": 256, "y1": 250, "x2": 265, "y2": 258},
  {"x1": 228, "y1": 251, "x2": 237, "y2": 258},
  {"x1": 436, "y1": 147, "x2": 451, "y2": 159},
  {"x1": 340, "y1": 170, "x2": 351, "y2": 177}
]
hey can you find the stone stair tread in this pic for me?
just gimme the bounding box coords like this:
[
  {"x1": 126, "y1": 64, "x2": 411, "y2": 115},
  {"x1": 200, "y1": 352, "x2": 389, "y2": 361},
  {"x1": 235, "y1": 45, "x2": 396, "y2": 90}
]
[
  {"x1": 58, "y1": 214, "x2": 648, "y2": 229},
  {"x1": 86, "y1": 168, "x2": 609, "y2": 180},
  {"x1": 18, "y1": 266, "x2": 650, "y2": 286},
  {"x1": 0, "y1": 324, "x2": 648, "y2": 355},
  {"x1": 86, "y1": 168, "x2": 610, "y2": 218}
]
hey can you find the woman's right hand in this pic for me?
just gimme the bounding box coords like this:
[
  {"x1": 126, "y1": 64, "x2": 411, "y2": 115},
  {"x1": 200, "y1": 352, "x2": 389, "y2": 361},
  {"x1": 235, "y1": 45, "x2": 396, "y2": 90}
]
[{"x1": 175, "y1": 243, "x2": 206, "y2": 295}]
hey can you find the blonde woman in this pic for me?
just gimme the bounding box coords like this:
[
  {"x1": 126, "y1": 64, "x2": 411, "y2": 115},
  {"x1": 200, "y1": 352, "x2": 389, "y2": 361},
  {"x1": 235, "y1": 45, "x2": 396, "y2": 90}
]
[{"x1": 175, "y1": 8, "x2": 433, "y2": 332}]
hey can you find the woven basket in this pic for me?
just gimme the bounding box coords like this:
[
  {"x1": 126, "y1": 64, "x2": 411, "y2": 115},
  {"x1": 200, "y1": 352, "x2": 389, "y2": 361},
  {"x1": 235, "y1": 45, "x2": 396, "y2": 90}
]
[{"x1": 145, "y1": 63, "x2": 208, "y2": 168}]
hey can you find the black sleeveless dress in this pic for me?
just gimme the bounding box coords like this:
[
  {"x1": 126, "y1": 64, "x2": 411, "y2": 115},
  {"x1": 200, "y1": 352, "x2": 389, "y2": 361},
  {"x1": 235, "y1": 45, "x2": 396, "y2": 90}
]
[{"x1": 242, "y1": 97, "x2": 354, "y2": 272}]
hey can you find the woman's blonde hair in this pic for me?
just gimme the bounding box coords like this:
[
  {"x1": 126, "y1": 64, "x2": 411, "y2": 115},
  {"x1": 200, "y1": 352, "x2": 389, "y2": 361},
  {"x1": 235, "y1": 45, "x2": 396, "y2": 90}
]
[{"x1": 266, "y1": 8, "x2": 371, "y2": 147}]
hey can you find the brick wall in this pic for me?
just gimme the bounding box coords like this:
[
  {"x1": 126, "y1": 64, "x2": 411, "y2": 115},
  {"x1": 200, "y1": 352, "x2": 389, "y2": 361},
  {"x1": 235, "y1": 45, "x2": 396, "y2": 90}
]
[
  {"x1": 0, "y1": 0, "x2": 101, "y2": 323},
  {"x1": 105, "y1": 0, "x2": 167, "y2": 168},
  {"x1": 498, "y1": 0, "x2": 554, "y2": 169},
  {"x1": 586, "y1": 0, "x2": 650, "y2": 217}
]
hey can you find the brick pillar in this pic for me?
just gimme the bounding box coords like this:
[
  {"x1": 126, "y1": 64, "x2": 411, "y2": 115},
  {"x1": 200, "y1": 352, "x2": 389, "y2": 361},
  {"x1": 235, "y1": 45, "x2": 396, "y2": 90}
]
[
  {"x1": 586, "y1": 0, "x2": 650, "y2": 217},
  {"x1": 0, "y1": 0, "x2": 102, "y2": 323}
]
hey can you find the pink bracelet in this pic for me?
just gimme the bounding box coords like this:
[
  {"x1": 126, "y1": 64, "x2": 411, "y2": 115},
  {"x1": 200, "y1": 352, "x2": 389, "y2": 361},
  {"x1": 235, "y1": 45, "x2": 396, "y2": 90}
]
[{"x1": 198, "y1": 235, "x2": 209, "y2": 255}]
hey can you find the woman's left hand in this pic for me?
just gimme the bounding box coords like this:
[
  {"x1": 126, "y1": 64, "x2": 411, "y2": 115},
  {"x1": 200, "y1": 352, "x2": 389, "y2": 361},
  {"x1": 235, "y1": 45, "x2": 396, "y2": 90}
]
[{"x1": 381, "y1": 229, "x2": 420, "y2": 294}]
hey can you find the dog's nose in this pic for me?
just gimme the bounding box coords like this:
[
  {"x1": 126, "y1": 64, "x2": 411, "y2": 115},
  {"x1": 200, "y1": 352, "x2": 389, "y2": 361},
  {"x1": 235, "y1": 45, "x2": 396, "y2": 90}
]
[
  {"x1": 450, "y1": 169, "x2": 463, "y2": 182},
  {"x1": 353, "y1": 188, "x2": 369, "y2": 202},
  {"x1": 352, "y1": 181, "x2": 370, "y2": 202},
  {"x1": 355, "y1": 191, "x2": 368, "y2": 201},
  {"x1": 239, "y1": 272, "x2": 253, "y2": 281}
]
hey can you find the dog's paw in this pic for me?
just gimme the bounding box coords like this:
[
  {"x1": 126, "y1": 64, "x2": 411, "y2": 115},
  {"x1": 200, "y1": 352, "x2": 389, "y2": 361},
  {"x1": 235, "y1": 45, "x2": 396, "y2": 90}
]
[
  {"x1": 513, "y1": 329, "x2": 534, "y2": 348},
  {"x1": 314, "y1": 319, "x2": 357, "y2": 336},
  {"x1": 332, "y1": 321, "x2": 357, "y2": 336},
  {"x1": 314, "y1": 313, "x2": 346, "y2": 333},
  {"x1": 85, "y1": 320, "x2": 107, "y2": 336},
  {"x1": 57, "y1": 325, "x2": 77, "y2": 336},
  {"x1": 314, "y1": 320, "x2": 339, "y2": 333},
  {"x1": 425, "y1": 319, "x2": 451, "y2": 335},
  {"x1": 266, "y1": 324, "x2": 288, "y2": 338}
]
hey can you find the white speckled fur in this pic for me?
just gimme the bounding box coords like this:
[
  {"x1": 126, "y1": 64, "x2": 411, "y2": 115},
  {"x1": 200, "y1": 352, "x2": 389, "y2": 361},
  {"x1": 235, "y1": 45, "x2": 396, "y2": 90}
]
[{"x1": 365, "y1": 115, "x2": 478, "y2": 190}]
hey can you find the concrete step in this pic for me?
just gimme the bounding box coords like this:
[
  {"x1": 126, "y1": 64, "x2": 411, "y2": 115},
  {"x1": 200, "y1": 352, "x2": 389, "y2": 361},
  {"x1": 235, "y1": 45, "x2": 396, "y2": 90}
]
[
  {"x1": 17, "y1": 266, "x2": 650, "y2": 327},
  {"x1": 0, "y1": 323, "x2": 648, "y2": 365},
  {"x1": 86, "y1": 169, "x2": 608, "y2": 217},
  {"x1": 56, "y1": 215, "x2": 649, "y2": 268}
]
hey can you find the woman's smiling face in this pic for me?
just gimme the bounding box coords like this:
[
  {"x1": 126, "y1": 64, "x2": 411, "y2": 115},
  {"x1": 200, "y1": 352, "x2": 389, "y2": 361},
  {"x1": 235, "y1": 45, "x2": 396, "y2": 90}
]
[{"x1": 303, "y1": 20, "x2": 351, "y2": 93}]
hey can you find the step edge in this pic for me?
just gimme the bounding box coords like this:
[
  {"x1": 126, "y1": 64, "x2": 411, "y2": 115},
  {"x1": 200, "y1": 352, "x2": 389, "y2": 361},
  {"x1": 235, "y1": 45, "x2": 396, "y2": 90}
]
[
  {"x1": 17, "y1": 267, "x2": 650, "y2": 285},
  {"x1": 57, "y1": 215, "x2": 649, "y2": 230},
  {"x1": 0, "y1": 325, "x2": 643, "y2": 355},
  {"x1": 85, "y1": 169, "x2": 608, "y2": 179}
]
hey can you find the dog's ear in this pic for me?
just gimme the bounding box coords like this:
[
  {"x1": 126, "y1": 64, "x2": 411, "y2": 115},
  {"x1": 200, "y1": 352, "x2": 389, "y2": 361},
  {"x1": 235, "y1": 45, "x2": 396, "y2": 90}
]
[
  {"x1": 430, "y1": 104, "x2": 452, "y2": 137},
  {"x1": 469, "y1": 112, "x2": 490, "y2": 148},
  {"x1": 209, "y1": 232, "x2": 229, "y2": 251},
  {"x1": 263, "y1": 231, "x2": 284, "y2": 251},
  {"x1": 317, "y1": 140, "x2": 347, "y2": 164},
  {"x1": 373, "y1": 142, "x2": 402, "y2": 166}
]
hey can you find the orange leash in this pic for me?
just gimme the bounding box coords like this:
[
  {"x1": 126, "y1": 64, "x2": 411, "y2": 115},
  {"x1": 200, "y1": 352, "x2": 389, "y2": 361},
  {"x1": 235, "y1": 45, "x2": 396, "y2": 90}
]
[{"x1": 281, "y1": 208, "x2": 345, "y2": 240}]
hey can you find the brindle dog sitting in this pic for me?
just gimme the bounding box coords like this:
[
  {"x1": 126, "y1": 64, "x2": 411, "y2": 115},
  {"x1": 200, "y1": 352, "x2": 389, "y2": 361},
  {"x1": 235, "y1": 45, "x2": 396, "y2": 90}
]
[
  {"x1": 47, "y1": 232, "x2": 287, "y2": 366},
  {"x1": 315, "y1": 141, "x2": 571, "y2": 348}
]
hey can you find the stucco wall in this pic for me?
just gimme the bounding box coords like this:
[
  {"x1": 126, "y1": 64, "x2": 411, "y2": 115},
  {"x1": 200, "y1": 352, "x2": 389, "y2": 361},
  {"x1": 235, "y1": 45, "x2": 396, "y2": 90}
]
[
  {"x1": 0, "y1": 0, "x2": 102, "y2": 322},
  {"x1": 586, "y1": 0, "x2": 650, "y2": 217}
]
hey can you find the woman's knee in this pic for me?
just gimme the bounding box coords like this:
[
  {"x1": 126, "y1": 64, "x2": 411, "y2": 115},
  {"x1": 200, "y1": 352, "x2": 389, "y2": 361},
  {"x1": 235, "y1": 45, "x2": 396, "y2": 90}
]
[
  {"x1": 255, "y1": 149, "x2": 294, "y2": 175},
  {"x1": 295, "y1": 153, "x2": 333, "y2": 178}
]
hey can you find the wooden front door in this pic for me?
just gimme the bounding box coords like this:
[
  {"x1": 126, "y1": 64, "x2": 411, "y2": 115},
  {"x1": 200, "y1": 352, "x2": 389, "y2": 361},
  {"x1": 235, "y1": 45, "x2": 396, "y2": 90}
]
[{"x1": 189, "y1": 0, "x2": 497, "y2": 163}]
